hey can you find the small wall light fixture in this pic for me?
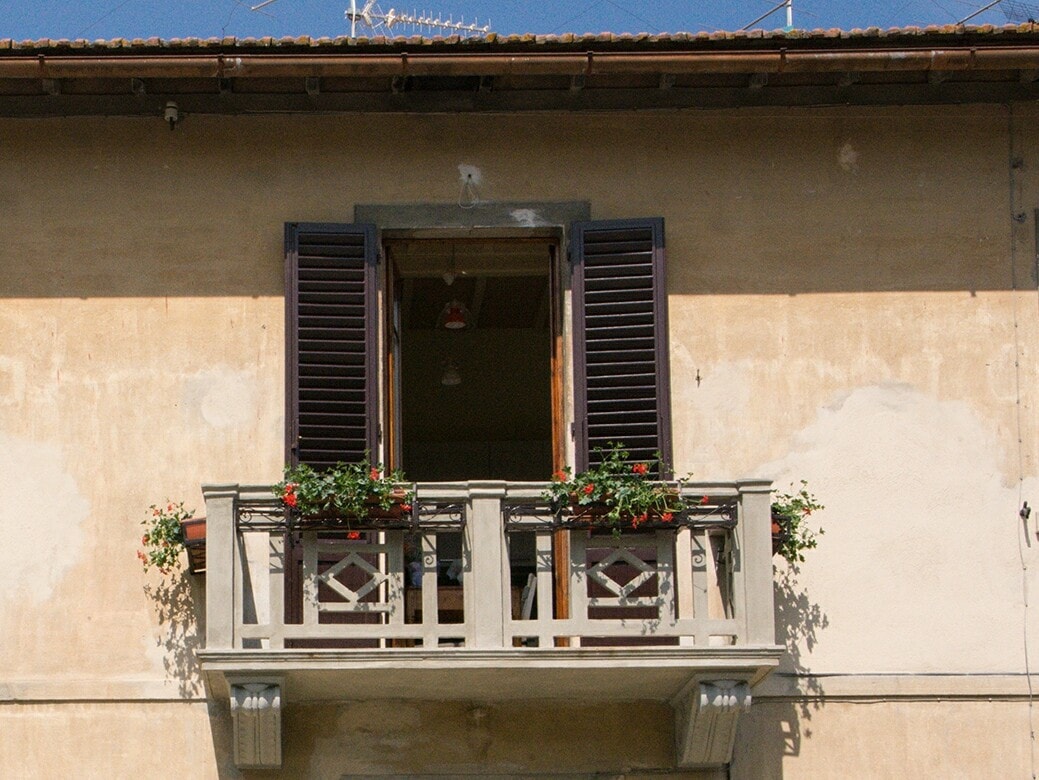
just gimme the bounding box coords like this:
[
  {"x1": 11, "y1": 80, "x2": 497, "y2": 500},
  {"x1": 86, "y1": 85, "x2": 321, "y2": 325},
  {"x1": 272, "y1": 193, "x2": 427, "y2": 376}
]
[{"x1": 164, "y1": 101, "x2": 179, "y2": 131}]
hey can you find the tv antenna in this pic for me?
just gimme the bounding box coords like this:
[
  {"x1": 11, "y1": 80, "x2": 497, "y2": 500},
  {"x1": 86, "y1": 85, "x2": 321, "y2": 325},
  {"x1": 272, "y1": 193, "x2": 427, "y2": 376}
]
[
  {"x1": 739, "y1": 0, "x2": 793, "y2": 31},
  {"x1": 345, "y1": 1, "x2": 491, "y2": 38},
  {"x1": 958, "y1": 0, "x2": 1039, "y2": 23}
]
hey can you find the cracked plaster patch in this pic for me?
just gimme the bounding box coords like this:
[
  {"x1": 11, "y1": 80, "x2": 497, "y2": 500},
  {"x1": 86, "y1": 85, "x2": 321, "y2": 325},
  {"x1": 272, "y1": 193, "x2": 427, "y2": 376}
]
[
  {"x1": 758, "y1": 383, "x2": 1035, "y2": 672},
  {"x1": 0, "y1": 434, "x2": 88, "y2": 604},
  {"x1": 181, "y1": 367, "x2": 259, "y2": 429}
]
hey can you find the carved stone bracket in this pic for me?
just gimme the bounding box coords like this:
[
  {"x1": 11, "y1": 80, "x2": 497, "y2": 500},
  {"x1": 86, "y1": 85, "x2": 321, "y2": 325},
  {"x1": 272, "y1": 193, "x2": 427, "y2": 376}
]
[
  {"x1": 230, "y1": 682, "x2": 282, "y2": 768},
  {"x1": 674, "y1": 679, "x2": 751, "y2": 768}
]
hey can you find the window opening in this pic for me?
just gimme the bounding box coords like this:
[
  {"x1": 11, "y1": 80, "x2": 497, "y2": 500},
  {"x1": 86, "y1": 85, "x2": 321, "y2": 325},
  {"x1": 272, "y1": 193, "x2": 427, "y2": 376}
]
[{"x1": 387, "y1": 237, "x2": 555, "y2": 482}]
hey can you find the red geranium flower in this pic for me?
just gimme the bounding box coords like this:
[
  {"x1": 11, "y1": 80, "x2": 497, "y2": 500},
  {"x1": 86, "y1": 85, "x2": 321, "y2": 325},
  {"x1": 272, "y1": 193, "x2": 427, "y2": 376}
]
[
  {"x1": 700, "y1": 495, "x2": 709, "y2": 505},
  {"x1": 632, "y1": 463, "x2": 648, "y2": 475},
  {"x1": 284, "y1": 493, "x2": 298, "y2": 508},
  {"x1": 661, "y1": 512, "x2": 674, "y2": 522},
  {"x1": 370, "y1": 468, "x2": 380, "y2": 480},
  {"x1": 400, "y1": 504, "x2": 412, "y2": 512},
  {"x1": 347, "y1": 531, "x2": 361, "y2": 540},
  {"x1": 553, "y1": 470, "x2": 568, "y2": 482},
  {"x1": 583, "y1": 483, "x2": 595, "y2": 495}
]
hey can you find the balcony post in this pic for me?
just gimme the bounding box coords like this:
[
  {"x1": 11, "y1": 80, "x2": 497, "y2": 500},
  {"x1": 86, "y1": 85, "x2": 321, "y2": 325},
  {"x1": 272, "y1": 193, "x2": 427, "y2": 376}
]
[
  {"x1": 203, "y1": 483, "x2": 239, "y2": 651},
  {"x1": 736, "y1": 479, "x2": 775, "y2": 646},
  {"x1": 465, "y1": 481, "x2": 507, "y2": 649}
]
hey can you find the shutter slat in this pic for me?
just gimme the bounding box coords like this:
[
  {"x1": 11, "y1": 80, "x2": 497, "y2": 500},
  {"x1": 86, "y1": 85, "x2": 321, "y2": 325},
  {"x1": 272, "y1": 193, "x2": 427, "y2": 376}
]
[
  {"x1": 288, "y1": 222, "x2": 378, "y2": 468},
  {"x1": 586, "y1": 351, "x2": 657, "y2": 363},
  {"x1": 572, "y1": 218, "x2": 672, "y2": 473}
]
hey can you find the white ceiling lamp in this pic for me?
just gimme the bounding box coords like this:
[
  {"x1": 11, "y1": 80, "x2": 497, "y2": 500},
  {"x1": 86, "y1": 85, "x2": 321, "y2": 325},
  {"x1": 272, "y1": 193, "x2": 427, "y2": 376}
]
[{"x1": 441, "y1": 360, "x2": 461, "y2": 386}]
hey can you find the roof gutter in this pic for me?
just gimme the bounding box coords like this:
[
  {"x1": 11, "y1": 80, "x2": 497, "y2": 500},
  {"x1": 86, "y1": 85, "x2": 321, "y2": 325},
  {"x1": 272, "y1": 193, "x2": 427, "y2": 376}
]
[{"x1": 0, "y1": 46, "x2": 1037, "y2": 80}]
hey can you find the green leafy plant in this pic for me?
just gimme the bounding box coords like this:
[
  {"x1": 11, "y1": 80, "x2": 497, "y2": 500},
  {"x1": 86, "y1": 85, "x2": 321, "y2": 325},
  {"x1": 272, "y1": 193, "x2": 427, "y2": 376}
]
[
  {"x1": 274, "y1": 456, "x2": 414, "y2": 520},
  {"x1": 771, "y1": 481, "x2": 824, "y2": 564},
  {"x1": 543, "y1": 443, "x2": 689, "y2": 530},
  {"x1": 139, "y1": 501, "x2": 193, "y2": 574}
]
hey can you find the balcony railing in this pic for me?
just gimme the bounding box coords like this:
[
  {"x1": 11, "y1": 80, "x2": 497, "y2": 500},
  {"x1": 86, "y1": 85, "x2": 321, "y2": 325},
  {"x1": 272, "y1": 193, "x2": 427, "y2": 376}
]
[
  {"x1": 200, "y1": 481, "x2": 777, "y2": 652},
  {"x1": 198, "y1": 479, "x2": 781, "y2": 769}
]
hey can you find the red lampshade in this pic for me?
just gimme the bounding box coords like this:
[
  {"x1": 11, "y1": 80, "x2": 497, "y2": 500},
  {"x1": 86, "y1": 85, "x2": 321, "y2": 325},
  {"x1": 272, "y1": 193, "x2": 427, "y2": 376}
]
[{"x1": 443, "y1": 300, "x2": 467, "y2": 330}]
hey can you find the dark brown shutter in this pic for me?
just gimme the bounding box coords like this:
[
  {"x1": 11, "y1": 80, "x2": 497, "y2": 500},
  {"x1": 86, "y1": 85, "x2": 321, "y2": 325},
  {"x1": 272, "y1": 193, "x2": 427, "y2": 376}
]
[
  {"x1": 571, "y1": 218, "x2": 672, "y2": 474},
  {"x1": 285, "y1": 223, "x2": 379, "y2": 469}
]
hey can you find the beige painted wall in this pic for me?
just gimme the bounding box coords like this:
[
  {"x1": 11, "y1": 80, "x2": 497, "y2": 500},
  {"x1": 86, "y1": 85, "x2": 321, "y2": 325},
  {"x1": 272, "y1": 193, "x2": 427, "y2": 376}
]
[
  {"x1": 1, "y1": 104, "x2": 1037, "y2": 775},
  {"x1": 734, "y1": 699, "x2": 1035, "y2": 778}
]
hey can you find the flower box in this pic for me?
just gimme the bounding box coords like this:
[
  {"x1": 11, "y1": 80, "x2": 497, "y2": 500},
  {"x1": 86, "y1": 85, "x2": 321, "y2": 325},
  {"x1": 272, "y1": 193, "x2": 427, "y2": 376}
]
[
  {"x1": 543, "y1": 444, "x2": 688, "y2": 532},
  {"x1": 291, "y1": 490, "x2": 415, "y2": 530},
  {"x1": 180, "y1": 516, "x2": 206, "y2": 575},
  {"x1": 276, "y1": 457, "x2": 415, "y2": 530},
  {"x1": 561, "y1": 497, "x2": 684, "y2": 532}
]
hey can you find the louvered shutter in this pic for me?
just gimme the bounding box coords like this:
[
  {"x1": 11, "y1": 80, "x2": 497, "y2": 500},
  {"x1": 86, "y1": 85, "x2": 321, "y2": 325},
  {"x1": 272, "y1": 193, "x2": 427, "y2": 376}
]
[
  {"x1": 571, "y1": 218, "x2": 672, "y2": 474},
  {"x1": 285, "y1": 223, "x2": 379, "y2": 469}
]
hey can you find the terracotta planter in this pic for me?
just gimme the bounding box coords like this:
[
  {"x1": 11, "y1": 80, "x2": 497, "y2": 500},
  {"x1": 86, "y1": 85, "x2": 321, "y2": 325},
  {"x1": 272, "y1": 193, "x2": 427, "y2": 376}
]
[
  {"x1": 180, "y1": 517, "x2": 206, "y2": 574},
  {"x1": 296, "y1": 490, "x2": 413, "y2": 529},
  {"x1": 565, "y1": 499, "x2": 682, "y2": 532},
  {"x1": 771, "y1": 511, "x2": 789, "y2": 556}
]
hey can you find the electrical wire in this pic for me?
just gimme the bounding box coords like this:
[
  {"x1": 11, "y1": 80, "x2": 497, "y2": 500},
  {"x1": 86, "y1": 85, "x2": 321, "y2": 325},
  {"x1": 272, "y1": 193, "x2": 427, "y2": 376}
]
[
  {"x1": 458, "y1": 174, "x2": 479, "y2": 209},
  {"x1": 73, "y1": 0, "x2": 139, "y2": 39},
  {"x1": 1007, "y1": 103, "x2": 1038, "y2": 780},
  {"x1": 221, "y1": 0, "x2": 246, "y2": 37},
  {"x1": 551, "y1": 0, "x2": 607, "y2": 34},
  {"x1": 601, "y1": 0, "x2": 665, "y2": 34}
]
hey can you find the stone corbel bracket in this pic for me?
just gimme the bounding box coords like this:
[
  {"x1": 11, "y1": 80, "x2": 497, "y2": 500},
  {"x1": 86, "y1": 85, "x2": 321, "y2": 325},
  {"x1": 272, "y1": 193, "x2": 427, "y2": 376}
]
[
  {"x1": 673, "y1": 678, "x2": 752, "y2": 768},
  {"x1": 229, "y1": 678, "x2": 283, "y2": 769}
]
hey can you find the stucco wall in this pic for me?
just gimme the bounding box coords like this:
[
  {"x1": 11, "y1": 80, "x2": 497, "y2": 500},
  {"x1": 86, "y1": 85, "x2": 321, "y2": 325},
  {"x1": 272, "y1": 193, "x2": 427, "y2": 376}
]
[{"x1": 1, "y1": 104, "x2": 1037, "y2": 775}]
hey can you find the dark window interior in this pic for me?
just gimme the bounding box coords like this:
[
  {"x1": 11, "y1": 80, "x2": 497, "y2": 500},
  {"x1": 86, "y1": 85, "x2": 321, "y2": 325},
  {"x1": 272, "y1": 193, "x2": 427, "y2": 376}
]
[{"x1": 390, "y1": 238, "x2": 554, "y2": 481}]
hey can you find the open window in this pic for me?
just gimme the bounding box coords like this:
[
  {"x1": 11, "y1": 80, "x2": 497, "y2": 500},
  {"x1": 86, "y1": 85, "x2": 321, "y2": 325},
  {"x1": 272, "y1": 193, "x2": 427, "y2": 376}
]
[
  {"x1": 285, "y1": 218, "x2": 672, "y2": 475},
  {"x1": 385, "y1": 237, "x2": 556, "y2": 481},
  {"x1": 283, "y1": 217, "x2": 673, "y2": 639}
]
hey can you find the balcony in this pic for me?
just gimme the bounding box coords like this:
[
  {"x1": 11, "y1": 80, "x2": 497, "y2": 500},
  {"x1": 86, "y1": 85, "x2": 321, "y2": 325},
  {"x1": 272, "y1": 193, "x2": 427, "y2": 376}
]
[{"x1": 197, "y1": 480, "x2": 782, "y2": 769}]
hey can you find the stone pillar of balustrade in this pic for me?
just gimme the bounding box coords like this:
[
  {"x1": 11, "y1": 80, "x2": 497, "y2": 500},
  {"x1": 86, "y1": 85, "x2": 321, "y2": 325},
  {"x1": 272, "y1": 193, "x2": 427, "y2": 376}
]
[
  {"x1": 202, "y1": 483, "x2": 239, "y2": 651},
  {"x1": 464, "y1": 481, "x2": 508, "y2": 649},
  {"x1": 735, "y1": 479, "x2": 775, "y2": 646}
]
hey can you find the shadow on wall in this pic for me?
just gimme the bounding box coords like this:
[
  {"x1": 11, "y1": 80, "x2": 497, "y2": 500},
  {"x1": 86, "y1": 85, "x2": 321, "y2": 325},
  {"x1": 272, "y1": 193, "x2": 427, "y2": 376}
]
[
  {"x1": 143, "y1": 572, "x2": 206, "y2": 699},
  {"x1": 144, "y1": 571, "x2": 244, "y2": 776},
  {"x1": 774, "y1": 563, "x2": 829, "y2": 755},
  {"x1": 732, "y1": 563, "x2": 829, "y2": 778}
]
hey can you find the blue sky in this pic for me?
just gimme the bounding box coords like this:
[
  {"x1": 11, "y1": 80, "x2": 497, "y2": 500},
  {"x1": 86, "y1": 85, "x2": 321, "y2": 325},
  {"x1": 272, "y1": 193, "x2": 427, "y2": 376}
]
[{"x1": 0, "y1": 1, "x2": 1023, "y2": 42}]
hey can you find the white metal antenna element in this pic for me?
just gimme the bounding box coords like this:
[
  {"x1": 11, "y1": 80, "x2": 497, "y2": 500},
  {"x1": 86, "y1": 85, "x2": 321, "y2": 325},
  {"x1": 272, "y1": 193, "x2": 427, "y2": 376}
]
[
  {"x1": 346, "y1": 0, "x2": 491, "y2": 38},
  {"x1": 738, "y1": 0, "x2": 793, "y2": 31}
]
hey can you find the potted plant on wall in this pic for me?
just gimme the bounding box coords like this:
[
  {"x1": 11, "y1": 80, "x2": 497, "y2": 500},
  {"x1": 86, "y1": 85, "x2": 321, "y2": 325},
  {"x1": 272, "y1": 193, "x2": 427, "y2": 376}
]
[
  {"x1": 771, "y1": 481, "x2": 824, "y2": 564},
  {"x1": 543, "y1": 443, "x2": 690, "y2": 532},
  {"x1": 139, "y1": 501, "x2": 206, "y2": 574},
  {"x1": 274, "y1": 456, "x2": 414, "y2": 530}
]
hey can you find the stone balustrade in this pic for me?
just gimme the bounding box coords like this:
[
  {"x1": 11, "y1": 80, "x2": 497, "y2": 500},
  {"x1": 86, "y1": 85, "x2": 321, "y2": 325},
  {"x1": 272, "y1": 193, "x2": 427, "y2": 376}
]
[{"x1": 197, "y1": 479, "x2": 782, "y2": 769}]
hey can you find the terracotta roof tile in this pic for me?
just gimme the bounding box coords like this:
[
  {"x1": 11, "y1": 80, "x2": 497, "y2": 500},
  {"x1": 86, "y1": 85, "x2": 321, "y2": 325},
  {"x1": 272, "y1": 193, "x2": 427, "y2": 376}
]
[{"x1": 5, "y1": 24, "x2": 1039, "y2": 54}]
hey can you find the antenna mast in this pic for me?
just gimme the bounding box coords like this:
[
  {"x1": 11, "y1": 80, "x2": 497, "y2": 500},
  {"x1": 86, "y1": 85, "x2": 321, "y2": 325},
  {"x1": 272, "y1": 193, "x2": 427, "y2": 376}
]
[
  {"x1": 739, "y1": 0, "x2": 793, "y2": 32},
  {"x1": 346, "y1": 0, "x2": 490, "y2": 38}
]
